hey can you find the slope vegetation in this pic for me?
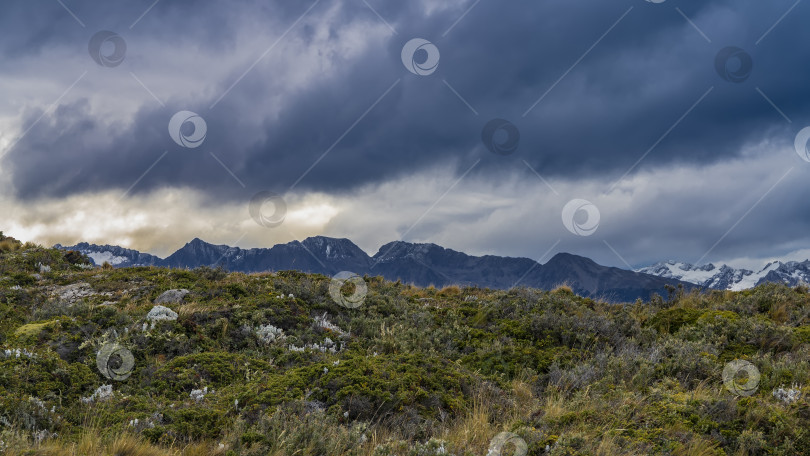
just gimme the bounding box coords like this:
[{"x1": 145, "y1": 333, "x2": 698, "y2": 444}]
[{"x1": 0, "y1": 244, "x2": 809, "y2": 455}]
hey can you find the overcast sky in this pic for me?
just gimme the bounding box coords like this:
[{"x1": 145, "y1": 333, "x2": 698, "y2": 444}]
[{"x1": 2, "y1": 0, "x2": 810, "y2": 270}]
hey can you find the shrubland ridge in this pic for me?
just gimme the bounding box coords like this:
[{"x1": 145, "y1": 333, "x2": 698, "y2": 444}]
[{"x1": 0, "y1": 239, "x2": 809, "y2": 455}]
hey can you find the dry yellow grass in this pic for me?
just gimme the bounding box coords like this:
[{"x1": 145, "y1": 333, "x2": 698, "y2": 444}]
[
  {"x1": 6, "y1": 432, "x2": 228, "y2": 456},
  {"x1": 672, "y1": 437, "x2": 723, "y2": 456},
  {"x1": 443, "y1": 390, "x2": 495, "y2": 454},
  {"x1": 769, "y1": 301, "x2": 789, "y2": 324},
  {"x1": 175, "y1": 300, "x2": 212, "y2": 317},
  {"x1": 437, "y1": 285, "x2": 462, "y2": 297},
  {"x1": 551, "y1": 283, "x2": 573, "y2": 294},
  {"x1": 0, "y1": 236, "x2": 23, "y2": 252},
  {"x1": 595, "y1": 434, "x2": 620, "y2": 455},
  {"x1": 540, "y1": 392, "x2": 567, "y2": 421},
  {"x1": 511, "y1": 378, "x2": 534, "y2": 405}
]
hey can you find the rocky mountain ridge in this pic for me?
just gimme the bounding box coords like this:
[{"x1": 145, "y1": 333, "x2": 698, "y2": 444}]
[
  {"x1": 56, "y1": 237, "x2": 693, "y2": 302},
  {"x1": 637, "y1": 259, "x2": 810, "y2": 291}
]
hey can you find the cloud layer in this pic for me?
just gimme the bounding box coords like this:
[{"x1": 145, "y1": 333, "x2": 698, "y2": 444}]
[{"x1": 2, "y1": 0, "x2": 810, "y2": 269}]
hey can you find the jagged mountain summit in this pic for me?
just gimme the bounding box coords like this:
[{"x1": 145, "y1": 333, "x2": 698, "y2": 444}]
[
  {"x1": 56, "y1": 236, "x2": 692, "y2": 302},
  {"x1": 637, "y1": 260, "x2": 810, "y2": 291},
  {"x1": 52, "y1": 242, "x2": 163, "y2": 268}
]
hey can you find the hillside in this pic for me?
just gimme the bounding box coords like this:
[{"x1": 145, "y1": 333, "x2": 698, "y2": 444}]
[{"x1": 1, "y1": 243, "x2": 810, "y2": 455}]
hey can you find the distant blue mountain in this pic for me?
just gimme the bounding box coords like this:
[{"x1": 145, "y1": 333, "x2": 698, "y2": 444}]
[{"x1": 56, "y1": 236, "x2": 693, "y2": 303}]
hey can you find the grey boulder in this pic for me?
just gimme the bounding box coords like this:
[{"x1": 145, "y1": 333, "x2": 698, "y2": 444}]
[{"x1": 154, "y1": 289, "x2": 190, "y2": 304}]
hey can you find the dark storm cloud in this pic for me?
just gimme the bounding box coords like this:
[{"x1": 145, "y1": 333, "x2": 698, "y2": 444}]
[{"x1": 3, "y1": 0, "x2": 810, "y2": 203}]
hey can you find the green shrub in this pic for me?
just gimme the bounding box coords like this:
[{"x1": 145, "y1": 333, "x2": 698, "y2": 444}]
[{"x1": 647, "y1": 308, "x2": 703, "y2": 334}]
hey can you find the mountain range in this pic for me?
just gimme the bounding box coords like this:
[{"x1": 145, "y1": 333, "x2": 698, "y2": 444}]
[
  {"x1": 54, "y1": 237, "x2": 694, "y2": 303},
  {"x1": 637, "y1": 260, "x2": 810, "y2": 291}
]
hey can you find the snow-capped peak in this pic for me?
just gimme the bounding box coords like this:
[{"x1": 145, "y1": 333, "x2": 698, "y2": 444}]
[{"x1": 639, "y1": 259, "x2": 810, "y2": 291}]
